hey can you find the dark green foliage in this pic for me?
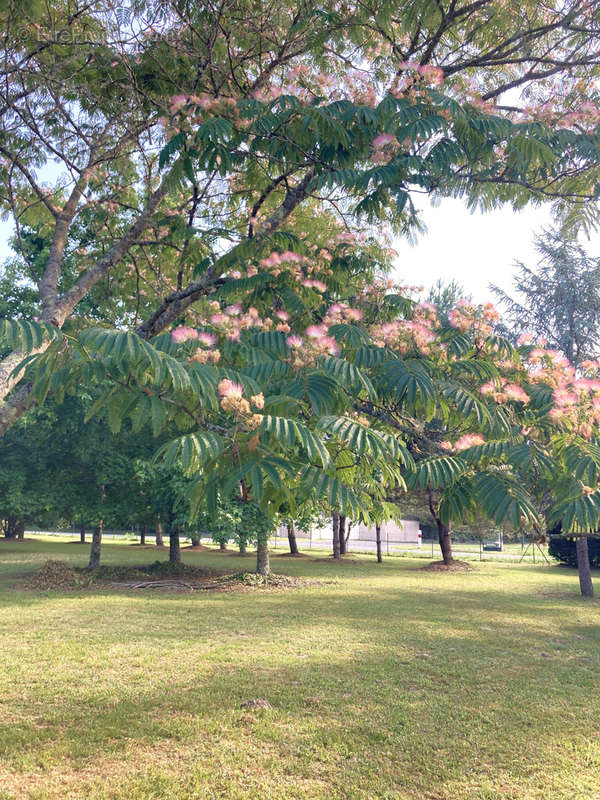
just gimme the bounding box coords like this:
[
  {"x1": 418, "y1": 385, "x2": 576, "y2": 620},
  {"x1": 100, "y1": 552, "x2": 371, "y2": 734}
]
[{"x1": 549, "y1": 535, "x2": 600, "y2": 569}]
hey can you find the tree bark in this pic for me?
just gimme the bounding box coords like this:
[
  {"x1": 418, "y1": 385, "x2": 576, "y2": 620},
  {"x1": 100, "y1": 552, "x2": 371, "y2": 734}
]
[
  {"x1": 332, "y1": 512, "x2": 340, "y2": 559},
  {"x1": 169, "y1": 527, "x2": 181, "y2": 564},
  {"x1": 5, "y1": 516, "x2": 17, "y2": 538},
  {"x1": 190, "y1": 531, "x2": 201, "y2": 547},
  {"x1": 339, "y1": 515, "x2": 347, "y2": 555},
  {"x1": 16, "y1": 519, "x2": 25, "y2": 540},
  {"x1": 437, "y1": 519, "x2": 453, "y2": 565},
  {"x1": 376, "y1": 523, "x2": 382, "y2": 563},
  {"x1": 140, "y1": 524, "x2": 146, "y2": 545},
  {"x1": 239, "y1": 540, "x2": 247, "y2": 555},
  {"x1": 576, "y1": 535, "x2": 594, "y2": 597},
  {"x1": 80, "y1": 522, "x2": 85, "y2": 543},
  {"x1": 88, "y1": 520, "x2": 102, "y2": 570},
  {"x1": 219, "y1": 540, "x2": 226, "y2": 551},
  {"x1": 287, "y1": 521, "x2": 299, "y2": 555},
  {"x1": 256, "y1": 537, "x2": 270, "y2": 575},
  {"x1": 155, "y1": 518, "x2": 164, "y2": 547}
]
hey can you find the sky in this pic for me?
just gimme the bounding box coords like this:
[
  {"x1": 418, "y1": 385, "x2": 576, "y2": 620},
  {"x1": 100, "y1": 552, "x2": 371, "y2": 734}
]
[{"x1": 392, "y1": 198, "x2": 573, "y2": 305}]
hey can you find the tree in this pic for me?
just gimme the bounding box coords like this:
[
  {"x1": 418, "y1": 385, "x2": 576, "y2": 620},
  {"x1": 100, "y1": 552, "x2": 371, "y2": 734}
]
[
  {"x1": 492, "y1": 226, "x2": 600, "y2": 365},
  {"x1": 3, "y1": 0, "x2": 600, "y2": 435},
  {"x1": 426, "y1": 279, "x2": 470, "y2": 327}
]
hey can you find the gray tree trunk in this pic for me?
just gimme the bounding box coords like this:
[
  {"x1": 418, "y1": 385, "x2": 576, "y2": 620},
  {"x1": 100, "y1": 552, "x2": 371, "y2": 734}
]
[
  {"x1": 155, "y1": 518, "x2": 164, "y2": 547},
  {"x1": 437, "y1": 519, "x2": 453, "y2": 565},
  {"x1": 287, "y1": 521, "x2": 299, "y2": 554},
  {"x1": 376, "y1": 524, "x2": 382, "y2": 563},
  {"x1": 576, "y1": 536, "x2": 594, "y2": 597},
  {"x1": 339, "y1": 515, "x2": 347, "y2": 555},
  {"x1": 88, "y1": 520, "x2": 103, "y2": 570},
  {"x1": 256, "y1": 537, "x2": 270, "y2": 575},
  {"x1": 332, "y1": 513, "x2": 340, "y2": 559},
  {"x1": 169, "y1": 527, "x2": 181, "y2": 564}
]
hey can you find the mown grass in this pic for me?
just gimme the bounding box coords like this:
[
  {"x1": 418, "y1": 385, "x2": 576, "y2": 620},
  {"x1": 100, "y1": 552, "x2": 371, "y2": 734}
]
[{"x1": 0, "y1": 536, "x2": 599, "y2": 800}]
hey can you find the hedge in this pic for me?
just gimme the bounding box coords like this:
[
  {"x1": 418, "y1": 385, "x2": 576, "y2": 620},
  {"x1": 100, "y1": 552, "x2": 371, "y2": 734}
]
[{"x1": 548, "y1": 535, "x2": 600, "y2": 568}]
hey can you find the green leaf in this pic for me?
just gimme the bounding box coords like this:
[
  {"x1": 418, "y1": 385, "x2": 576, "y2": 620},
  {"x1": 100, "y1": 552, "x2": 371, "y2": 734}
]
[
  {"x1": 259, "y1": 415, "x2": 331, "y2": 468},
  {"x1": 155, "y1": 432, "x2": 225, "y2": 474},
  {"x1": 407, "y1": 455, "x2": 468, "y2": 490}
]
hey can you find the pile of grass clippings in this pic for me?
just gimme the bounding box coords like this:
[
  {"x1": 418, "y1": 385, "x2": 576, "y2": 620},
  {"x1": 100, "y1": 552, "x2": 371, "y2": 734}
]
[
  {"x1": 19, "y1": 560, "x2": 91, "y2": 590},
  {"x1": 421, "y1": 559, "x2": 473, "y2": 572}
]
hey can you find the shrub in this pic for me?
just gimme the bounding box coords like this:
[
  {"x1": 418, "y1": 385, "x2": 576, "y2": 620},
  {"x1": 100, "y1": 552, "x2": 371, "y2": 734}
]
[{"x1": 548, "y1": 535, "x2": 600, "y2": 568}]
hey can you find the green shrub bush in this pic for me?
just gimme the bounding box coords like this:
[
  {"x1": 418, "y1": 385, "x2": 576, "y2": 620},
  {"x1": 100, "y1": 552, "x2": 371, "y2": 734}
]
[{"x1": 548, "y1": 535, "x2": 600, "y2": 568}]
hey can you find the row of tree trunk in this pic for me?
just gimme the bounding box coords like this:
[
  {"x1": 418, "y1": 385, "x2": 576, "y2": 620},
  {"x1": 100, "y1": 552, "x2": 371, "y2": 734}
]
[{"x1": 1, "y1": 517, "x2": 25, "y2": 539}]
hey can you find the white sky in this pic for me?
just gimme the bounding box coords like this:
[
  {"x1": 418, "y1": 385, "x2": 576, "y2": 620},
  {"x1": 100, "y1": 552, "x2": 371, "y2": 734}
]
[{"x1": 392, "y1": 197, "x2": 588, "y2": 305}]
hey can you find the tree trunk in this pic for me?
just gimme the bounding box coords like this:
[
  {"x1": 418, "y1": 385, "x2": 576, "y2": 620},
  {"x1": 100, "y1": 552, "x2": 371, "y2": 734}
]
[
  {"x1": 332, "y1": 512, "x2": 340, "y2": 559},
  {"x1": 219, "y1": 540, "x2": 226, "y2": 551},
  {"x1": 5, "y1": 516, "x2": 17, "y2": 538},
  {"x1": 16, "y1": 519, "x2": 25, "y2": 540},
  {"x1": 88, "y1": 520, "x2": 103, "y2": 570},
  {"x1": 287, "y1": 521, "x2": 299, "y2": 555},
  {"x1": 256, "y1": 537, "x2": 270, "y2": 575},
  {"x1": 239, "y1": 540, "x2": 247, "y2": 555},
  {"x1": 80, "y1": 522, "x2": 85, "y2": 543},
  {"x1": 190, "y1": 531, "x2": 201, "y2": 547},
  {"x1": 169, "y1": 527, "x2": 181, "y2": 564},
  {"x1": 155, "y1": 518, "x2": 164, "y2": 547},
  {"x1": 376, "y1": 523, "x2": 382, "y2": 563},
  {"x1": 576, "y1": 536, "x2": 594, "y2": 597},
  {"x1": 339, "y1": 515, "x2": 347, "y2": 555},
  {"x1": 140, "y1": 524, "x2": 146, "y2": 545},
  {"x1": 437, "y1": 519, "x2": 453, "y2": 565}
]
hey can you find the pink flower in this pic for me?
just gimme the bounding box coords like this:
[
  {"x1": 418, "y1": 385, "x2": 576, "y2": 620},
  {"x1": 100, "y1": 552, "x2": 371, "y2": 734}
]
[
  {"x1": 171, "y1": 326, "x2": 198, "y2": 343},
  {"x1": 305, "y1": 324, "x2": 327, "y2": 339},
  {"x1": 169, "y1": 94, "x2": 188, "y2": 113},
  {"x1": 454, "y1": 434, "x2": 485, "y2": 451},
  {"x1": 287, "y1": 335, "x2": 303, "y2": 349},
  {"x1": 218, "y1": 379, "x2": 243, "y2": 398},
  {"x1": 372, "y1": 133, "x2": 398, "y2": 148},
  {"x1": 503, "y1": 384, "x2": 530, "y2": 404},
  {"x1": 197, "y1": 332, "x2": 216, "y2": 347}
]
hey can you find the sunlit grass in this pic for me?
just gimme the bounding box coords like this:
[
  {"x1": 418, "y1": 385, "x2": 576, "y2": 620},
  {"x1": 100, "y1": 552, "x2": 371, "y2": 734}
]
[{"x1": 0, "y1": 537, "x2": 598, "y2": 799}]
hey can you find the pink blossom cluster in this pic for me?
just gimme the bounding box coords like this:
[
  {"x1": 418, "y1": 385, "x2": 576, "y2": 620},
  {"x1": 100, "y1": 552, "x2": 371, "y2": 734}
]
[
  {"x1": 518, "y1": 342, "x2": 600, "y2": 438},
  {"x1": 370, "y1": 304, "x2": 439, "y2": 355},
  {"x1": 371, "y1": 133, "x2": 401, "y2": 164},
  {"x1": 448, "y1": 300, "x2": 499, "y2": 339},
  {"x1": 396, "y1": 61, "x2": 444, "y2": 87},
  {"x1": 323, "y1": 302, "x2": 363, "y2": 325},
  {"x1": 286, "y1": 325, "x2": 340, "y2": 368},
  {"x1": 453, "y1": 433, "x2": 486, "y2": 451},
  {"x1": 480, "y1": 379, "x2": 530, "y2": 404}
]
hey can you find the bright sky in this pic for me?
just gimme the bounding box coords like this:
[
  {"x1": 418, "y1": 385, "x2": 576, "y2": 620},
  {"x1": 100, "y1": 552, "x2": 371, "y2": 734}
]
[{"x1": 392, "y1": 198, "x2": 565, "y2": 305}]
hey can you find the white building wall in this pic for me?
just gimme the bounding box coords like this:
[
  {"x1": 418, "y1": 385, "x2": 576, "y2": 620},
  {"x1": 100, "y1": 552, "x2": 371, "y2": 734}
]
[{"x1": 278, "y1": 519, "x2": 420, "y2": 543}]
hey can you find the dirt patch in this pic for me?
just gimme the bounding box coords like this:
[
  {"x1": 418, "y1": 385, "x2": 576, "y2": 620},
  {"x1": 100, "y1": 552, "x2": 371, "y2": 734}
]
[
  {"x1": 181, "y1": 544, "x2": 211, "y2": 550},
  {"x1": 314, "y1": 556, "x2": 359, "y2": 564},
  {"x1": 273, "y1": 551, "x2": 309, "y2": 558},
  {"x1": 421, "y1": 559, "x2": 473, "y2": 572}
]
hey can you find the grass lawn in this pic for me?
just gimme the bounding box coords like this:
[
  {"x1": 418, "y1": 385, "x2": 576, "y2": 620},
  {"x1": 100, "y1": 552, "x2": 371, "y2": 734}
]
[{"x1": 0, "y1": 537, "x2": 599, "y2": 800}]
